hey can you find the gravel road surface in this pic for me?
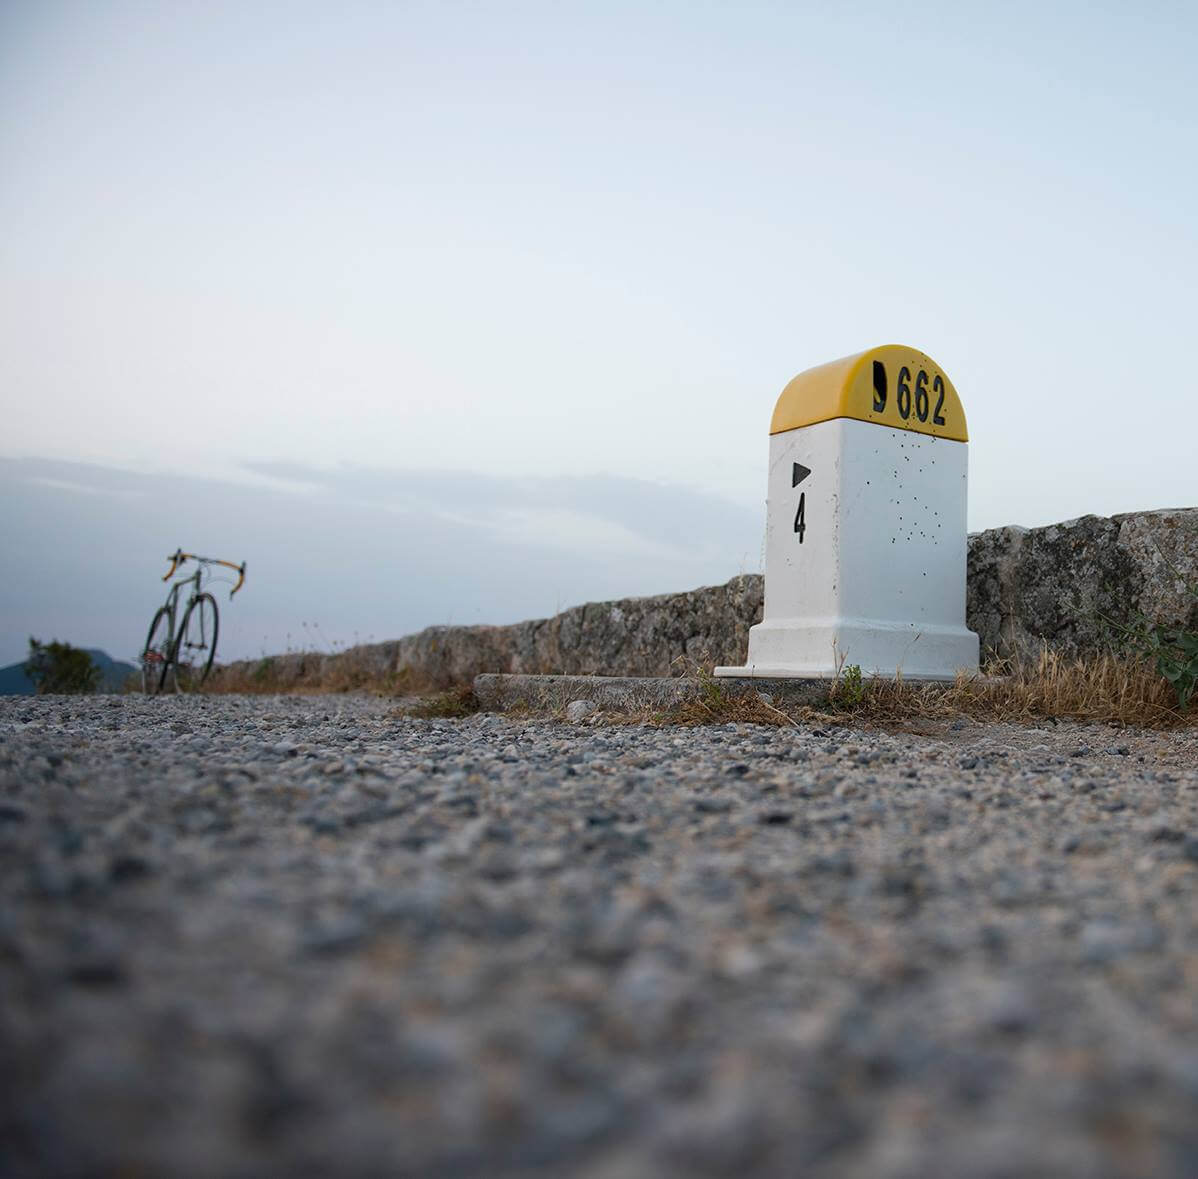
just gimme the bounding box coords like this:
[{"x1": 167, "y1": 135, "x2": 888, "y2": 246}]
[{"x1": 2, "y1": 694, "x2": 1197, "y2": 1177}]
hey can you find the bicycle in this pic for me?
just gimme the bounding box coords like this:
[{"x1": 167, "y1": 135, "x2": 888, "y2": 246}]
[{"x1": 141, "y1": 549, "x2": 247, "y2": 694}]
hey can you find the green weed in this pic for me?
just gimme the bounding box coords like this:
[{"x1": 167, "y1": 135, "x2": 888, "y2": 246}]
[
  {"x1": 831, "y1": 663, "x2": 865, "y2": 708},
  {"x1": 1100, "y1": 578, "x2": 1198, "y2": 710}
]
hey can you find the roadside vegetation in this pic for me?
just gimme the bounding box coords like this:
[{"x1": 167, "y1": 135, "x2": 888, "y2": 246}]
[
  {"x1": 1099, "y1": 581, "x2": 1198, "y2": 711},
  {"x1": 204, "y1": 643, "x2": 415, "y2": 696},
  {"x1": 24, "y1": 639, "x2": 101, "y2": 695},
  {"x1": 199, "y1": 646, "x2": 1195, "y2": 729},
  {"x1": 661, "y1": 650, "x2": 1193, "y2": 730},
  {"x1": 409, "y1": 686, "x2": 481, "y2": 718}
]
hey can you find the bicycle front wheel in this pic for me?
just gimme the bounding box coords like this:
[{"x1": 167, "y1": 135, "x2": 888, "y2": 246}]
[
  {"x1": 141, "y1": 606, "x2": 173, "y2": 695},
  {"x1": 174, "y1": 593, "x2": 219, "y2": 692}
]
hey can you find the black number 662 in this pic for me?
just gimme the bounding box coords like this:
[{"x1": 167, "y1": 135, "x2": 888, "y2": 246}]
[{"x1": 871, "y1": 361, "x2": 947, "y2": 426}]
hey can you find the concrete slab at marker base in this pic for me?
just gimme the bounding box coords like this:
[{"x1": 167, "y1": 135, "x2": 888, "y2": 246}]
[
  {"x1": 472, "y1": 674, "x2": 838, "y2": 714},
  {"x1": 473, "y1": 674, "x2": 699, "y2": 713}
]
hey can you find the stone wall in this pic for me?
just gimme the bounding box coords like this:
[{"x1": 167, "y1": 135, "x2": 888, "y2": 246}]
[
  {"x1": 388, "y1": 574, "x2": 765, "y2": 686},
  {"x1": 212, "y1": 507, "x2": 1196, "y2": 690},
  {"x1": 967, "y1": 507, "x2": 1198, "y2": 661}
]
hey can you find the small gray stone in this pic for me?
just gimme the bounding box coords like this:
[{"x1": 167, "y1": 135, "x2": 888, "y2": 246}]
[
  {"x1": 301, "y1": 916, "x2": 368, "y2": 956},
  {"x1": 565, "y1": 700, "x2": 596, "y2": 723}
]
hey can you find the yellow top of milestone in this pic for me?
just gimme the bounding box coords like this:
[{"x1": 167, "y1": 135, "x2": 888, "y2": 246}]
[{"x1": 770, "y1": 344, "x2": 969, "y2": 441}]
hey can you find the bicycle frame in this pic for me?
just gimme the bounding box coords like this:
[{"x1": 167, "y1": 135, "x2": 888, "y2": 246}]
[{"x1": 158, "y1": 568, "x2": 203, "y2": 648}]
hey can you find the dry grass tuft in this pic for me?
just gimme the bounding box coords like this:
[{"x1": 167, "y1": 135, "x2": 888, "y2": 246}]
[
  {"x1": 408, "y1": 685, "x2": 481, "y2": 719},
  {"x1": 205, "y1": 651, "x2": 428, "y2": 696},
  {"x1": 653, "y1": 650, "x2": 1192, "y2": 730},
  {"x1": 663, "y1": 677, "x2": 801, "y2": 728},
  {"x1": 943, "y1": 649, "x2": 1186, "y2": 728}
]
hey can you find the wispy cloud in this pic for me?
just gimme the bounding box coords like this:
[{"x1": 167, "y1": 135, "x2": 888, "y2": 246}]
[
  {"x1": 486, "y1": 507, "x2": 685, "y2": 561},
  {"x1": 237, "y1": 460, "x2": 757, "y2": 562},
  {"x1": 26, "y1": 476, "x2": 144, "y2": 499}
]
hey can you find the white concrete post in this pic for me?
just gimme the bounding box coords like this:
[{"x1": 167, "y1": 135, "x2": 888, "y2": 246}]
[{"x1": 716, "y1": 345, "x2": 979, "y2": 681}]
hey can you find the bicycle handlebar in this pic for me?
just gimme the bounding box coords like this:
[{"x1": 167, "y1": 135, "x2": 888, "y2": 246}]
[
  {"x1": 163, "y1": 549, "x2": 186, "y2": 580},
  {"x1": 162, "y1": 550, "x2": 247, "y2": 599}
]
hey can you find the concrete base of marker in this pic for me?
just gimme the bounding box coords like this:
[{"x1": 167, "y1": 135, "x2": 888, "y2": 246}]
[
  {"x1": 714, "y1": 613, "x2": 977, "y2": 675},
  {"x1": 472, "y1": 673, "x2": 839, "y2": 715},
  {"x1": 714, "y1": 619, "x2": 979, "y2": 682}
]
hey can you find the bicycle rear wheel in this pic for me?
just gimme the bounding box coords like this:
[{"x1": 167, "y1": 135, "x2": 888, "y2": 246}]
[
  {"x1": 141, "y1": 607, "x2": 173, "y2": 694},
  {"x1": 174, "y1": 593, "x2": 219, "y2": 692}
]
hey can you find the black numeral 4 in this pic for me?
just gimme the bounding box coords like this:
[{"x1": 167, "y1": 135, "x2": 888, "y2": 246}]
[{"x1": 793, "y1": 493, "x2": 806, "y2": 543}]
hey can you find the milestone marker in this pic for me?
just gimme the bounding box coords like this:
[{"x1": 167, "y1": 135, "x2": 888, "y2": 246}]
[{"x1": 715, "y1": 344, "x2": 980, "y2": 681}]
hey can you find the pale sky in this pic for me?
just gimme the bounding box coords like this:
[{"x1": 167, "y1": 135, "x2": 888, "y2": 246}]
[{"x1": 2, "y1": 1, "x2": 1196, "y2": 666}]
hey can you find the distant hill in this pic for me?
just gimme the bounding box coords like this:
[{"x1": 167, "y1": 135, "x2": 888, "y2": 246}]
[{"x1": 0, "y1": 649, "x2": 140, "y2": 695}]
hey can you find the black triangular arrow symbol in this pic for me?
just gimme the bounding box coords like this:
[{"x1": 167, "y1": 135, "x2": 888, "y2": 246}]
[{"x1": 792, "y1": 462, "x2": 811, "y2": 487}]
